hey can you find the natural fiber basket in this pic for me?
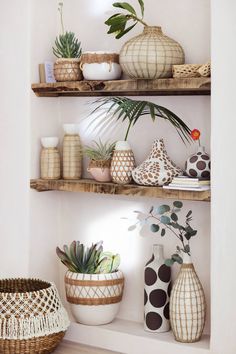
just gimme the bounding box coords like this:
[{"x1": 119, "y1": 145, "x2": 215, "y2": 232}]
[
  {"x1": 40, "y1": 148, "x2": 61, "y2": 180},
  {"x1": 0, "y1": 278, "x2": 70, "y2": 354},
  {"x1": 172, "y1": 64, "x2": 201, "y2": 78},
  {"x1": 63, "y1": 134, "x2": 82, "y2": 180},
  {"x1": 54, "y1": 58, "x2": 83, "y2": 82}
]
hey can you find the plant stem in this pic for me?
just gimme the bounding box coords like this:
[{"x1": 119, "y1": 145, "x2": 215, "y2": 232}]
[
  {"x1": 59, "y1": 1, "x2": 65, "y2": 35},
  {"x1": 124, "y1": 121, "x2": 132, "y2": 141},
  {"x1": 127, "y1": 14, "x2": 148, "y2": 27}
]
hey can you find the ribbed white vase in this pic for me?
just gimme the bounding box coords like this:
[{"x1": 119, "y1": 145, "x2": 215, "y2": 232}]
[{"x1": 170, "y1": 254, "x2": 206, "y2": 343}]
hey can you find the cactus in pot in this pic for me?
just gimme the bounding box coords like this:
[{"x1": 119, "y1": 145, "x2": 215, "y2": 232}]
[
  {"x1": 56, "y1": 241, "x2": 124, "y2": 325},
  {"x1": 84, "y1": 139, "x2": 116, "y2": 182}
]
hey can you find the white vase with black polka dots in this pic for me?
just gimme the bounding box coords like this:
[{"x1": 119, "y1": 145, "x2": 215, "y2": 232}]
[
  {"x1": 185, "y1": 146, "x2": 210, "y2": 179},
  {"x1": 144, "y1": 244, "x2": 171, "y2": 333}
]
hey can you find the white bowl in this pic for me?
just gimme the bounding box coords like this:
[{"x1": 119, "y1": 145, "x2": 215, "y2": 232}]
[
  {"x1": 41, "y1": 137, "x2": 59, "y2": 148},
  {"x1": 63, "y1": 124, "x2": 80, "y2": 135}
]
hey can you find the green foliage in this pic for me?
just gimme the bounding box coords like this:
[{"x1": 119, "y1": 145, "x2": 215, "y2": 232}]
[
  {"x1": 56, "y1": 241, "x2": 120, "y2": 274},
  {"x1": 130, "y1": 201, "x2": 198, "y2": 266},
  {"x1": 53, "y1": 32, "x2": 82, "y2": 58},
  {"x1": 89, "y1": 97, "x2": 192, "y2": 143},
  {"x1": 84, "y1": 139, "x2": 116, "y2": 161},
  {"x1": 105, "y1": 0, "x2": 147, "y2": 39}
]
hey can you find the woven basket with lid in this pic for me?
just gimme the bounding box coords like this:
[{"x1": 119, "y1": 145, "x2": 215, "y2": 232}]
[{"x1": 0, "y1": 278, "x2": 70, "y2": 354}]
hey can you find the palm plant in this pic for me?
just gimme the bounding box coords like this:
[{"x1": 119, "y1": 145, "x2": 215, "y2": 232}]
[{"x1": 88, "y1": 97, "x2": 192, "y2": 144}]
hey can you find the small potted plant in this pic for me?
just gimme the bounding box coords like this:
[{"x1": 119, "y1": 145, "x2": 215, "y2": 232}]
[
  {"x1": 84, "y1": 139, "x2": 116, "y2": 182},
  {"x1": 53, "y1": 1, "x2": 82, "y2": 81},
  {"x1": 56, "y1": 241, "x2": 124, "y2": 325}
]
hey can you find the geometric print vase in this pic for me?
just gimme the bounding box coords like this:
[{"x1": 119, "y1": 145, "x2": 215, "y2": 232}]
[
  {"x1": 185, "y1": 146, "x2": 211, "y2": 179},
  {"x1": 111, "y1": 141, "x2": 135, "y2": 184},
  {"x1": 132, "y1": 139, "x2": 182, "y2": 186},
  {"x1": 170, "y1": 254, "x2": 206, "y2": 343},
  {"x1": 64, "y1": 270, "x2": 124, "y2": 326},
  {"x1": 144, "y1": 244, "x2": 171, "y2": 333}
]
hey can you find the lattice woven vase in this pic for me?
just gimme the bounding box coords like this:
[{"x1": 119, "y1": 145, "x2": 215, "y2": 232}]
[
  {"x1": 111, "y1": 141, "x2": 135, "y2": 184},
  {"x1": 54, "y1": 58, "x2": 83, "y2": 82},
  {"x1": 119, "y1": 26, "x2": 185, "y2": 79},
  {"x1": 65, "y1": 270, "x2": 124, "y2": 325},
  {"x1": 41, "y1": 148, "x2": 61, "y2": 180},
  {"x1": 0, "y1": 278, "x2": 70, "y2": 354},
  {"x1": 170, "y1": 258, "x2": 206, "y2": 343},
  {"x1": 63, "y1": 134, "x2": 82, "y2": 180}
]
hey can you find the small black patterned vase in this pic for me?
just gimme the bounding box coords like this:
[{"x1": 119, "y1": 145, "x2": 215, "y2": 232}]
[
  {"x1": 144, "y1": 244, "x2": 171, "y2": 333},
  {"x1": 185, "y1": 146, "x2": 210, "y2": 179}
]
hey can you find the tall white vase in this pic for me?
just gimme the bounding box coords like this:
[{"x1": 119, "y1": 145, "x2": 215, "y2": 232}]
[
  {"x1": 144, "y1": 244, "x2": 171, "y2": 333},
  {"x1": 170, "y1": 254, "x2": 206, "y2": 343}
]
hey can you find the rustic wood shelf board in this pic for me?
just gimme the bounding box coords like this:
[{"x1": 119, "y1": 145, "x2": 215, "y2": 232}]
[
  {"x1": 32, "y1": 77, "x2": 211, "y2": 97},
  {"x1": 30, "y1": 179, "x2": 211, "y2": 202}
]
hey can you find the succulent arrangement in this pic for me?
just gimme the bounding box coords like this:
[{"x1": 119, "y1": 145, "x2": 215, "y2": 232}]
[
  {"x1": 53, "y1": 2, "x2": 82, "y2": 59},
  {"x1": 130, "y1": 201, "x2": 197, "y2": 265},
  {"x1": 89, "y1": 97, "x2": 192, "y2": 143},
  {"x1": 84, "y1": 139, "x2": 116, "y2": 167},
  {"x1": 56, "y1": 240, "x2": 120, "y2": 274},
  {"x1": 105, "y1": 0, "x2": 147, "y2": 39}
]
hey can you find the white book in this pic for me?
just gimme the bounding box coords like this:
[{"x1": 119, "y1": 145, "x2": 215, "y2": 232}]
[{"x1": 163, "y1": 185, "x2": 210, "y2": 192}]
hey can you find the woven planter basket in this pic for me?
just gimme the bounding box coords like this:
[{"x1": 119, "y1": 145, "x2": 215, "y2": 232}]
[
  {"x1": 54, "y1": 59, "x2": 83, "y2": 82},
  {"x1": 172, "y1": 64, "x2": 201, "y2": 78},
  {"x1": 40, "y1": 148, "x2": 61, "y2": 180},
  {"x1": 0, "y1": 278, "x2": 70, "y2": 354},
  {"x1": 63, "y1": 134, "x2": 82, "y2": 180}
]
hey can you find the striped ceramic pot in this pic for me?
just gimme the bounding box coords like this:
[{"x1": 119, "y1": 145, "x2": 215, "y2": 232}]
[
  {"x1": 65, "y1": 270, "x2": 124, "y2": 325},
  {"x1": 170, "y1": 254, "x2": 206, "y2": 343}
]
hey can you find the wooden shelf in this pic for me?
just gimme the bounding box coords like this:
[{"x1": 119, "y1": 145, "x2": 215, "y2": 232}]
[
  {"x1": 30, "y1": 179, "x2": 210, "y2": 202},
  {"x1": 31, "y1": 77, "x2": 211, "y2": 97}
]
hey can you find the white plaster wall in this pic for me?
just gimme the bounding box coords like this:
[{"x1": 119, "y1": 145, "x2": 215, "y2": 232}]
[{"x1": 0, "y1": 0, "x2": 31, "y2": 277}]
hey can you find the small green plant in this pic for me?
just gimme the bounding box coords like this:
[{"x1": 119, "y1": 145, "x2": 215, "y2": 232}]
[
  {"x1": 130, "y1": 201, "x2": 197, "y2": 265},
  {"x1": 84, "y1": 140, "x2": 116, "y2": 161},
  {"x1": 105, "y1": 0, "x2": 148, "y2": 39},
  {"x1": 56, "y1": 241, "x2": 120, "y2": 274},
  {"x1": 53, "y1": 1, "x2": 82, "y2": 58}
]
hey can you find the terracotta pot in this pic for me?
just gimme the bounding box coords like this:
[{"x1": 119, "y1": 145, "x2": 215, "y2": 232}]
[
  {"x1": 144, "y1": 245, "x2": 171, "y2": 333},
  {"x1": 120, "y1": 26, "x2": 185, "y2": 79},
  {"x1": 110, "y1": 141, "x2": 135, "y2": 184},
  {"x1": 87, "y1": 160, "x2": 112, "y2": 182},
  {"x1": 54, "y1": 58, "x2": 83, "y2": 82},
  {"x1": 65, "y1": 270, "x2": 124, "y2": 325}
]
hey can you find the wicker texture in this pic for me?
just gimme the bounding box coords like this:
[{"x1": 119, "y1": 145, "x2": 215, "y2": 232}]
[
  {"x1": 173, "y1": 64, "x2": 201, "y2": 78},
  {"x1": 65, "y1": 271, "x2": 124, "y2": 306},
  {"x1": 198, "y1": 62, "x2": 211, "y2": 77},
  {"x1": 120, "y1": 26, "x2": 185, "y2": 79},
  {"x1": 0, "y1": 279, "x2": 69, "y2": 354},
  {"x1": 40, "y1": 148, "x2": 61, "y2": 180},
  {"x1": 170, "y1": 264, "x2": 206, "y2": 343},
  {"x1": 54, "y1": 59, "x2": 83, "y2": 82},
  {"x1": 81, "y1": 53, "x2": 119, "y2": 65},
  {"x1": 63, "y1": 134, "x2": 82, "y2": 180},
  {"x1": 111, "y1": 150, "x2": 135, "y2": 184}
]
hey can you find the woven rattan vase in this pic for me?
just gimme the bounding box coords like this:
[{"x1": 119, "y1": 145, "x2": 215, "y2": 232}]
[
  {"x1": 65, "y1": 270, "x2": 124, "y2": 325},
  {"x1": 111, "y1": 141, "x2": 135, "y2": 184},
  {"x1": 54, "y1": 58, "x2": 83, "y2": 82},
  {"x1": 63, "y1": 124, "x2": 82, "y2": 180},
  {"x1": 0, "y1": 278, "x2": 70, "y2": 354},
  {"x1": 40, "y1": 137, "x2": 60, "y2": 180},
  {"x1": 120, "y1": 26, "x2": 185, "y2": 79},
  {"x1": 170, "y1": 255, "x2": 206, "y2": 343}
]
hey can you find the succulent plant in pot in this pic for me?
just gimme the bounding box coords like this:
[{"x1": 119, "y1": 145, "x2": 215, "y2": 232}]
[
  {"x1": 105, "y1": 0, "x2": 185, "y2": 79},
  {"x1": 84, "y1": 139, "x2": 116, "y2": 182},
  {"x1": 53, "y1": 1, "x2": 82, "y2": 82},
  {"x1": 56, "y1": 241, "x2": 124, "y2": 325}
]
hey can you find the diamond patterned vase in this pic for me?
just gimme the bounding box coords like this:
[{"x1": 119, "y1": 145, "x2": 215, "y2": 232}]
[
  {"x1": 111, "y1": 141, "x2": 136, "y2": 184},
  {"x1": 65, "y1": 270, "x2": 124, "y2": 325},
  {"x1": 170, "y1": 254, "x2": 206, "y2": 343},
  {"x1": 119, "y1": 26, "x2": 185, "y2": 79},
  {"x1": 54, "y1": 58, "x2": 83, "y2": 82},
  {"x1": 132, "y1": 139, "x2": 182, "y2": 186}
]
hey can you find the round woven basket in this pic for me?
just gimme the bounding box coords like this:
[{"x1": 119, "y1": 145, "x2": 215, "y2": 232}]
[
  {"x1": 54, "y1": 58, "x2": 83, "y2": 82},
  {"x1": 0, "y1": 279, "x2": 70, "y2": 354}
]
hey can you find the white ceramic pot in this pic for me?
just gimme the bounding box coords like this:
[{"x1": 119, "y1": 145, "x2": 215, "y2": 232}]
[
  {"x1": 65, "y1": 270, "x2": 124, "y2": 325},
  {"x1": 80, "y1": 52, "x2": 122, "y2": 81},
  {"x1": 41, "y1": 137, "x2": 59, "y2": 148},
  {"x1": 63, "y1": 124, "x2": 80, "y2": 135}
]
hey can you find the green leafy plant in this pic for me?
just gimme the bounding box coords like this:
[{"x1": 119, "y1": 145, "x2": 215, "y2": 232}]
[
  {"x1": 88, "y1": 97, "x2": 192, "y2": 143},
  {"x1": 105, "y1": 0, "x2": 148, "y2": 38},
  {"x1": 56, "y1": 241, "x2": 120, "y2": 274},
  {"x1": 84, "y1": 139, "x2": 116, "y2": 161},
  {"x1": 130, "y1": 201, "x2": 197, "y2": 265},
  {"x1": 53, "y1": 1, "x2": 82, "y2": 58}
]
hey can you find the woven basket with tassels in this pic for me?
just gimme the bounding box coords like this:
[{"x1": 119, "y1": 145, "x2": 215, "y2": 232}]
[{"x1": 0, "y1": 279, "x2": 70, "y2": 354}]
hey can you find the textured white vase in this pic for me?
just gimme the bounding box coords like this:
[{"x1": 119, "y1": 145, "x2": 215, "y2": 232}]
[
  {"x1": 144, "y1": 245, "x2": 171, "y2": 333},
  {"x1": 65, "y1": 270, "x2": 124, "y2": 325},
  {"x1": 170, "y1": 254, "x2": 206, "y2": 343},
  {"x1": 120, "y1": 26, "x2": 185, "y2": 79},
  {"x1": 110, "y1": 141, "x2": 135, "y2": 184}
]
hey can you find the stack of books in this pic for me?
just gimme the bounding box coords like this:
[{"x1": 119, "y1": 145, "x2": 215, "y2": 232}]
[{"x1": 163, "y1": 176, "x2": 210, "y2": 191}]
